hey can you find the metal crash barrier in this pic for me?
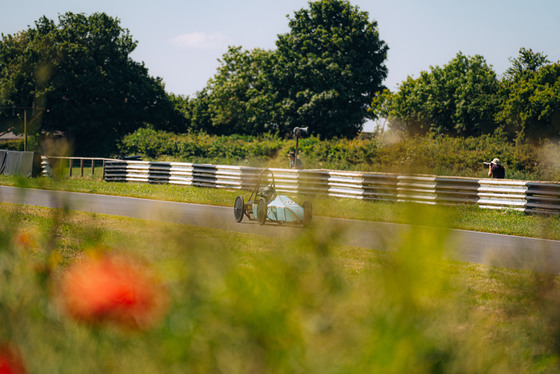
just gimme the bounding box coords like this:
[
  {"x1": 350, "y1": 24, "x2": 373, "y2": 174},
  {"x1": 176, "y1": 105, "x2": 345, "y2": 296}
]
[{"x1": 100, "y1": 160, "x2": 560, "y2": 214}]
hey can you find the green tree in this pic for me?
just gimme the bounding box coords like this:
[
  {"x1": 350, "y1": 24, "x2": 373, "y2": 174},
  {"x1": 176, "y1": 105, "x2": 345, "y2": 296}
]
[
  {"x1": 503, "y1": 47, "x2": 550, "y2": 82},
  {"x1": 496, "y1": 48, "x2": 560, "y2": 140},
  {"x1": 274, "y1": 0, "x2": 388, "y2": 138},
  {"x1": 184, "y1": 89, "x2": 213, "y2": 133},
  {"x1": 499, "y1": 62, "x2": 560, "y2": 140},
  {"x1": 0, "y1": 12, "x2": 182, "y2": 155},
  {"x1": 204, "y1": 46, "x2": 278, "y2": 135},
  {"x1": 375, "y1": 52, "x2": 501, "y2": 136}
]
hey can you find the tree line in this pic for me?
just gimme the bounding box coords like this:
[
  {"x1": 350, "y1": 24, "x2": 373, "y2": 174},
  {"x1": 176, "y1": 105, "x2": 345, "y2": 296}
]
[
  {"x1": 167, "y1": 0, "x2": 388, "y2": 139},
  {"x1": 1, "y1": 0, "x2": 559, "y2": 157},
  {"x1": 0, "y1": 0, "x2": 387, "y2": 155},
  {"x1": 373, "y1": 48, "x2": 560, "y2": 140},
  {"x1": 0, "y1": 12, "x2": 183, "y2": 155}
]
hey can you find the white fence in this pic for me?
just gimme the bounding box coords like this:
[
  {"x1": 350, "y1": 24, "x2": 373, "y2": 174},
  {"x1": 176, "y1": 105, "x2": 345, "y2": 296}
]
[
  {"x1": 41, "y1": 156, "x2": 112, "y2": 177},
  {"x1": 102, "y1": 160, "x2": 560, "y2": 214}
]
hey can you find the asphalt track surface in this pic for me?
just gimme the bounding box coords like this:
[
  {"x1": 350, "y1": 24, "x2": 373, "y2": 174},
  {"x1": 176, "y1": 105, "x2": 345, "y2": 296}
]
[{"x1": 2, "y1": 185, "x2": 560, "y2": 272}]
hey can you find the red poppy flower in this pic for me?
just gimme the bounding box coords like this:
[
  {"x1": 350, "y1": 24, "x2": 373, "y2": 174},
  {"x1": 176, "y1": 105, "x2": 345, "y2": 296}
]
[
  {"x1": 12, "y1": 233, "x2": 34, "y2": 250},
  {"x1": 56, "y1": 253, "x2": 168, "y2": 329},
  {"x1": 0, "y1": 345, "x2": 26, "y2": 374}
]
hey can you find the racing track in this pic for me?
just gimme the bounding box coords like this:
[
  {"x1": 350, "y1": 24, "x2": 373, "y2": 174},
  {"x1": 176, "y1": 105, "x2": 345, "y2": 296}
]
[{"x1": 2, "y1": 185, "x2": 560, "y2": 272}]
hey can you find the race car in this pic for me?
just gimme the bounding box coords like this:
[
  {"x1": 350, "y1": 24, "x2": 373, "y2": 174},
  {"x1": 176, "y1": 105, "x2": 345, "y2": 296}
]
[{"x1": 233, "y1": 170, "x2": 312, "y2": 226}]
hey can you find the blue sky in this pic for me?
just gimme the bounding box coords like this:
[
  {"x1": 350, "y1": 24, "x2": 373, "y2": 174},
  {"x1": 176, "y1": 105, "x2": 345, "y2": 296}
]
[{"x1": 3, "y1": 0, "x2": 560, "y2": 98}]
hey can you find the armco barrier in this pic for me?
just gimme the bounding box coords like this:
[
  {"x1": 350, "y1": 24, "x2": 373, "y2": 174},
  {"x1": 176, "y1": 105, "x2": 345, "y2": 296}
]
[
  {"x1": 526, "y1": 182, "x2": 560, "y2": 214},
  {"x1": 477, "y1": 179, "x2": 528, "y2": 211},
  {"x1": 102, "y1": 160, "x2": 560, "y2": 214}
]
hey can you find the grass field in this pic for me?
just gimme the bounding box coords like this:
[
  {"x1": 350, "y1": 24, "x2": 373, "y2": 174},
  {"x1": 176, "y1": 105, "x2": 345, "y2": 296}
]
[{"x1": 1, "y1": 198, "x2": 560, "y2": 373}]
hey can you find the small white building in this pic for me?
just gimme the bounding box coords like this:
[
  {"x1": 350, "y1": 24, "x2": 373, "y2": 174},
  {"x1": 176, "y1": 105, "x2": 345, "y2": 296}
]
[{"x1": 0, "y1": 132, "x2": 23, "y2": 141}]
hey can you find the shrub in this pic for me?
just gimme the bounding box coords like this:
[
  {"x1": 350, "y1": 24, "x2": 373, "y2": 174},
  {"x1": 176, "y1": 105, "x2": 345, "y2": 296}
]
[
  {"x1": 0, "y1": 140, "x2": 24, "y2": 151},
  {"x1": 118, "y1": 128, "x2": 560, "y2": 181}
]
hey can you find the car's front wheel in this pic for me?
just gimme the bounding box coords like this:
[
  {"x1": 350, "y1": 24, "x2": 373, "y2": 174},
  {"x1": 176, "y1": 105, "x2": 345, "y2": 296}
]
[
  {"x1": 234, "y1": 196, "x2": 244, "y2": 223},
  {"x1": 257, "y1": 199, "x2": 267, "y2": 225}
]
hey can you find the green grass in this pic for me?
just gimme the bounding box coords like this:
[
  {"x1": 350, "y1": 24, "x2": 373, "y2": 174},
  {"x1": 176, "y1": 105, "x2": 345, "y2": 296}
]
[
  {"x1": 1, "y1": 174, "x2": 559, "y2": 240},
  {"x1": 2, "y1": 203, "x2": 560, "y2": 373}
]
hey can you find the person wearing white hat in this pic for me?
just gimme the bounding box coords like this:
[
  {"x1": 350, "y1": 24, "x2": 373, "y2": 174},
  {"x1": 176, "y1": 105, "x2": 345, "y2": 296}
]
[
  {"x1": 488, "y1": 158, "x2": 505, "y2": 179},
  {"x1": 288, "y1": 151, "x2": 304, "y2": 170}
]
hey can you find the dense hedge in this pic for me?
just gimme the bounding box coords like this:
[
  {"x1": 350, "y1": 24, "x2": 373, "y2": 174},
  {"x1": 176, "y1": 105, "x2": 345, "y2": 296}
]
[
  {"x1": 0, "y1": 139, "x2": 24, "y2": 151},
  {"x1": 119, "y1": 127, "x2": 284, "y2": 162},
  {"x1": 118, "y1": 127, "x2": 560, "y2": 181}
]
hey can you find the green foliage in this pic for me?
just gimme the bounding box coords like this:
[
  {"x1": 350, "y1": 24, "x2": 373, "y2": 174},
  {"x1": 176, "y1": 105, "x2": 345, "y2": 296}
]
[
  {"x1": 503, "y1": 47, "x2": 551, "y2": 82},
  {"x1": 204, "y1": 47, "x2": 279, "y2": 135},
  {"x1": 274, "y1": 0, "x2": 388, "y2": 138},
  {"x1": 119, "y1": 128, "x2": 560, "y2": 181},
  {"x1": 119, "y1": 127, "x2": 284, "y2": 164},
  {"x1": 180, "y1": 89, "x2": 213, "y2": 133},
  {"x1": 0, "y1": 139, "x2": 23, "y2": 151},
  {"x1": 2, "y1": 197, "x2": 560, "y2": 372},
  {"x1": 0, "y1": 12, "x2": 184, "y2": 156},
  {"x1": 375, "y1": 52, "x2": 501, "y2": 137},
  {"x1": 375, "y1": 48, "x2": 560, "y2": 143},
  {"x1": 3, "y1": 5, "x2": 559, "y2": 154},
  {"x1": 499, "y1": 61, "x2": 560, "y2": 140},
  {"x1": 188, "y1": 0, "x2": 388, "y2": 138}
]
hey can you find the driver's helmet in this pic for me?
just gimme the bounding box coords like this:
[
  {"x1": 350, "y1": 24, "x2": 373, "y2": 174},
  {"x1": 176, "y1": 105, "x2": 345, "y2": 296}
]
[{"x1": 261, "y1": 186, "x2": 276, "y2": 200}]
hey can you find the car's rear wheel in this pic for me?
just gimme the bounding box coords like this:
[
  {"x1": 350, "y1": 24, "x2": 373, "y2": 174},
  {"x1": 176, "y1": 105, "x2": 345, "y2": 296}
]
[
  {"x1": 234, "y1": 196, "x2": 244, "y2": 223},
  {"x1": 303, "y1": 201, "x2": 312, "y2": 227},
  {"x1": 257, "y1": 199, "x2": 267, "y2": 225}
]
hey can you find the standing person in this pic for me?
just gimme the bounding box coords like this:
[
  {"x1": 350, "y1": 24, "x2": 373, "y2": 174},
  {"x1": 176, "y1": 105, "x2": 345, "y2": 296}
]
[
  {"x1": 488, "y1": 158, "x2": 505, "y2": 179},
  {"x1": 288, "y1": 151, "x2": 304, "y2": 170}
]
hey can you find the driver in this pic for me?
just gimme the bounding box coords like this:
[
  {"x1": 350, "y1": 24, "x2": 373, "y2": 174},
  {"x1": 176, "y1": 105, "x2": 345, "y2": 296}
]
[{"x1": 259, "y1": 186, "x2": 276, "y2": 201}]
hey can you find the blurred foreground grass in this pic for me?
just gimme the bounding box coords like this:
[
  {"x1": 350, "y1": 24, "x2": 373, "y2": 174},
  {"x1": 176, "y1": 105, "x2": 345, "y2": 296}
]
[
  {"x1": 2, "y1": 197, "x2": 560, "y2": 373},
  {"x1": 1, "y1": 174, "x2": 559, "y2": 240}
]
